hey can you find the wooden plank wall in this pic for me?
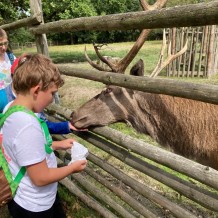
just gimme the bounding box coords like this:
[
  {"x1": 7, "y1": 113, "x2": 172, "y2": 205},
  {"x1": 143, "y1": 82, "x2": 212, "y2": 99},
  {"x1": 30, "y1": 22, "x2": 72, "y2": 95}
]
[{"x1": 167, "y1": 26, "x2": 218, "y2": 78}]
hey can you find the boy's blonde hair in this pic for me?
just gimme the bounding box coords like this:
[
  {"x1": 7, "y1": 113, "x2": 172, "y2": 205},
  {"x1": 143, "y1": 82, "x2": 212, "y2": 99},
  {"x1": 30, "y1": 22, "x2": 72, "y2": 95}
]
[
  {"x1": 13, "y1": 53, "x2": 64, "y2": 94},
  {"x1": 0, "y1": 28, "x2": 8, "y2": 40}
]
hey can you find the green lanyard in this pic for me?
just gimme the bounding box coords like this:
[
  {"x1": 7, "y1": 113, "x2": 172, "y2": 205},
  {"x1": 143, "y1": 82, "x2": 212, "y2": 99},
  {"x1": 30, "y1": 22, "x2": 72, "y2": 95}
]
[
  {"x1": 0, "y1": 105, "x2": 53, "y2": 195},
  {"x1": 0, "y1": 105, "x2": 53, "y2": 153}
]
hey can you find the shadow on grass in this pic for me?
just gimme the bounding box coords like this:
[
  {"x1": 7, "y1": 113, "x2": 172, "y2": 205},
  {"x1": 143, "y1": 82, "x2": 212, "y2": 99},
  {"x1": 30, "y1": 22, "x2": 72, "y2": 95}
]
[{"x1": 50, "y1": 52, "x2": 90, "y2": 64}]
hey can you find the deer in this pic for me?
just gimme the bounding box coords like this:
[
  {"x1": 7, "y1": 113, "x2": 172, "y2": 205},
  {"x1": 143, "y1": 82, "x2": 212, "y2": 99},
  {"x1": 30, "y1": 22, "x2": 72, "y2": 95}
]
[{"x1": 71, "y1": 0, "x2": 218, "y2": 170}]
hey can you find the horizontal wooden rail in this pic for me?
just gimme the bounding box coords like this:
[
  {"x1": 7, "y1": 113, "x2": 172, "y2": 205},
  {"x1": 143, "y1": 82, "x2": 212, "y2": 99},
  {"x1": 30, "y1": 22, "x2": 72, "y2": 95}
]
[
  {"x1": 87, "y1": 153, "x2": 198, "y2": 218},
  {"x1": 57, "y1": 158, "x2": 118, "y2": 218},
  {"x1": 0, "y1": 13, "x2": 42, "y2": 31},
  {"x1": 92, "y1": 126, "x2": 218, "y2": 190},
  {"x1": 57, "y1": 65, "x2": 218, "y2": 105},
  {"x1": 52, "y1": 128, "x2": 218, "y2": 213},
  {"x1": 29, "y1": 1, "x2": 218, "y2": 34},
  {"x1": 71, "y1": 172, "x2": 136, "y2": 218},
  {"x1": 84, "y1": 166, "x2": 157, "y2": 218},
  {"x1": 57, "y1": 150, "x2": 159, "y2": 218},
  {"x1": 55, "y1": 143, "x2": 197, "y2": 218},
  {"x1": 72, "y1": 130, "x2": 218, "y2": 212}
]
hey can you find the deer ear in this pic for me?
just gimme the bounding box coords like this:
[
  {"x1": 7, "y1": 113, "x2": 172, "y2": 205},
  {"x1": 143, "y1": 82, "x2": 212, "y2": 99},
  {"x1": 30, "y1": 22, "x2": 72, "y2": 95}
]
[{"x1": 130, "y1": 59, "x2": 144, "y2": 76}]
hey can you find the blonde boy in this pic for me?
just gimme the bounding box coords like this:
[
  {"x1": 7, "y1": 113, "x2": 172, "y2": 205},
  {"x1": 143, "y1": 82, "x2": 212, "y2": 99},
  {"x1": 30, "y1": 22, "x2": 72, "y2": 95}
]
[{"x1": 2, "y1": 54, "x2": 87, "y2": 217}]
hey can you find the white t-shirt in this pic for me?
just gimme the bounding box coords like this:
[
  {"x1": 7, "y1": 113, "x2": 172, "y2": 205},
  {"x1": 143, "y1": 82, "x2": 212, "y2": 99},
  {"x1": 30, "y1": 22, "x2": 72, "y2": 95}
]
[
  {"x1": 0, "y1": 53, "x2": 15, "y2": 90},
  {"x1": 1, "y1": 111, "x2": 57, "y2": 212},
  {"x1": 3, "y1": 101, "x2": 40, "y2": 117}
]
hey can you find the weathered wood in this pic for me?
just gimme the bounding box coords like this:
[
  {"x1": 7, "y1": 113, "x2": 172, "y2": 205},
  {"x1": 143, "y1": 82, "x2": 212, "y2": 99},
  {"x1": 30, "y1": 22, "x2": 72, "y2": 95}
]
[
  {"x1": 57, "y1": 148, "x2": 141, "y2": 218},
  {"x1": 86, "y1": 154, "x2": 198, "y2": 218},
  {"x1": 74, "y1": 130, "x2": 218, "y2": 212},
  {"x1": 197, "y1": 27, "x2": 205, "y2": 76},
  {"x1": 0, "y1": 14, "x2": 42, "y2": 30},
  {"x1": 187, "y1": 28, "x2": 194, "y2": 77},
  {"x1": 30, "y1": 0, "x2": 49, "y2": 57},
  {"x1": 55, "y1": 145, "x2": 197, "y2": 218},
  {"x1": 30, "y1": 1, "x2": 218, "y2": 35},
  {"x1": 207, "y1": 25, "x2": 216, "y2": 77},
  {"x1": 203, "y1": 26, "x2": 209, "y2": 77},
  {"x1": 84, "y1": 167, "x2": 158, "y2": 218},
  {"x1": 57, "y1": 64, "x2": 218, "y2": 105},
  {"x1": 177, "y1": 28, "x2": 183, "y2": 77},
  {"x1": 182, "y1": 28, "x2": 189, "y2": 76},
  {"x1": 191, "y1": 27, "x2": 199, "y2": 77},
  {"x1": 171, "y1": 28, "x2": 176, "y2": 76},
  {"x1": 71, "y1": 172, "x2": 136, "y2": 218},
  {"x1": 92, "y1": 126, "x2": 218, "y2": 190},
  {"x1": 214, "y1": 27, "x2": 218, "y2": 72},
  {"x1": 57, "y1": 162, "x2": 117, "y2": 218}
]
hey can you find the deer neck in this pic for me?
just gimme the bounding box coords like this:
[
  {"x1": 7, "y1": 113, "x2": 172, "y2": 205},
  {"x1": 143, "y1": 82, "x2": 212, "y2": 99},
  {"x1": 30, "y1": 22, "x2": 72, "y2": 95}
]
[{"x1": 126, "y1": 91, "x2": 160, "y2": 140}]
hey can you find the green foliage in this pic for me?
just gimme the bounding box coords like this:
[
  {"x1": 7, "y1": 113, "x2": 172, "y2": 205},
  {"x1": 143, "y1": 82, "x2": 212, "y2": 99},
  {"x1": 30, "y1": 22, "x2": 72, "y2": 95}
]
[
  {"x1": 9, "y1": 28, "x2": 35, "y2": 44},
  {"x1": 2, "y1": 0, "x2": 211, "y2": 45},
  {"x1": 42, "y1": 0, "x2": 97, "y2": 20},
  {"x1": 0, "y1": 0, "x2": 29, "y2": 24},
  {"x1": 166, "y1": 0, "x2": 204, "y2": 7},
  {"x1": 92, "y1": 0, "x2": 141, "y2": 15},
  {"x1": 42, "y1": 0, "x2": 98, "y2": 44},
  {"x1": 41, "y1": 0, "x2": 145, "y2": 44},
  {"x1": 0, "y1": 0, "x2": 32, "y2": 45}
]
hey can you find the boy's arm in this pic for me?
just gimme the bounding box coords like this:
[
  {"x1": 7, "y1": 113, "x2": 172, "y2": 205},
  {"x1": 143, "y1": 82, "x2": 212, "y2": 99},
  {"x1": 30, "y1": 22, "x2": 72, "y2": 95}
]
[
  {"x1": 46, "y1": 120, "x2": 88, "y2": 134},
  {"x1": 26, "y1": 158, "x2": 87, "y2": 186},
  {"x1": 39, "y1": 112, "x2": 71, "y2": 134},
  {"x1": 46, "y1": 120, "x2": 71, "y2": 134},
  {"x1": 39, "y1": 112, "x2": 87, "y2": 134}
]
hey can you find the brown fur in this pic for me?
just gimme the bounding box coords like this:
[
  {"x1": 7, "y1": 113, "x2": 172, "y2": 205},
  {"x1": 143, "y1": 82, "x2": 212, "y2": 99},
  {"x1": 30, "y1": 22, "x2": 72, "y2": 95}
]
[{"x1": 72, "y1": 61, "x2": 218, "y2": 170}]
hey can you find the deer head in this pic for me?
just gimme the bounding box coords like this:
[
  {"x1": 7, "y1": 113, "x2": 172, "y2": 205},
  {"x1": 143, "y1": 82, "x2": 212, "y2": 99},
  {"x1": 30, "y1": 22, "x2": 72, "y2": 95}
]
[
  {"x1": 71, "y1": 1, "x2": 218, "y2": 170},
  {"x1": 71, "y1": 0, "x2": 188, "y2": 129}
]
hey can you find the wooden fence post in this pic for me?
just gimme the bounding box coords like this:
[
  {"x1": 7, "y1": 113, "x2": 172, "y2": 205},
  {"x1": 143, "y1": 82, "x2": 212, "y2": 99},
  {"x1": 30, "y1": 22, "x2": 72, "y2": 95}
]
[
  {"x1": 29, "y1": 0, "x2": 49, "y2": 57},
  {"x1": 29, "y1": 0, "x2": 60, "y2": 103}
]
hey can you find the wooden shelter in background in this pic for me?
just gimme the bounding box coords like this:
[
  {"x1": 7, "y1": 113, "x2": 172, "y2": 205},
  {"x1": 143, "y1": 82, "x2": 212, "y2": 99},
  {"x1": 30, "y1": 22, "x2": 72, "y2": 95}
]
[{"x1": 166, "y1": 25, "x2": 218, "y2": 78}]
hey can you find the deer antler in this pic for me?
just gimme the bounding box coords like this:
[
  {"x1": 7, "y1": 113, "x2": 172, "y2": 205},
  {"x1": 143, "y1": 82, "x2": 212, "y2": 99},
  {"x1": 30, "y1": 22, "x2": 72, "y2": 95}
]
[
  {"x1": 85, "y1": 0, "x2": 167, "y2": 74},
  {"x1": 84, "y1": 45, "x2": 109, "y2": 71},
  {"x1": 149, "y1": 29, "x2": 188, "y2": 78},
  {"x1": 93, "y1": 43, "x2": 117, "y2": 71}
]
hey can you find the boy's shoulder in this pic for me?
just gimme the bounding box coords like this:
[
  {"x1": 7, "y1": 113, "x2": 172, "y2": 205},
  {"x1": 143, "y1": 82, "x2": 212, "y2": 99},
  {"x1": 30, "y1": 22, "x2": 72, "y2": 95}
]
[{"x1": 3, "y1": 111, "x2": 40, "y2": 130}]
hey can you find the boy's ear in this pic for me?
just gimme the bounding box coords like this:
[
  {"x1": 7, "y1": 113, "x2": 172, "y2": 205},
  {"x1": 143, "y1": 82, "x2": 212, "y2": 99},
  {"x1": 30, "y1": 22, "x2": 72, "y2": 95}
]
[{"x1": 31, "y1": 85, "x2": 41, "y2": 96}]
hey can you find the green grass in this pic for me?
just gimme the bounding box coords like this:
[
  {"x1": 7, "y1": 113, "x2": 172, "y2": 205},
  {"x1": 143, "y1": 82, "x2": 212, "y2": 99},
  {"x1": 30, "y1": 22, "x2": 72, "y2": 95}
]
[{"x1": 13, "y1": 41, "x2": 161, "y2": 72}]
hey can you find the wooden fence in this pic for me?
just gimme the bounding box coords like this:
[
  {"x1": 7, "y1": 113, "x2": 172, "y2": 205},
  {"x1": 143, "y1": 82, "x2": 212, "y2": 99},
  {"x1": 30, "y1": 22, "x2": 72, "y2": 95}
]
[
  {"x1": 1, "y1": 0, "x2": 218, "y2": 217},
  {"x1": 166, "y1": 26, "x2": 218, "y2": 77}
]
